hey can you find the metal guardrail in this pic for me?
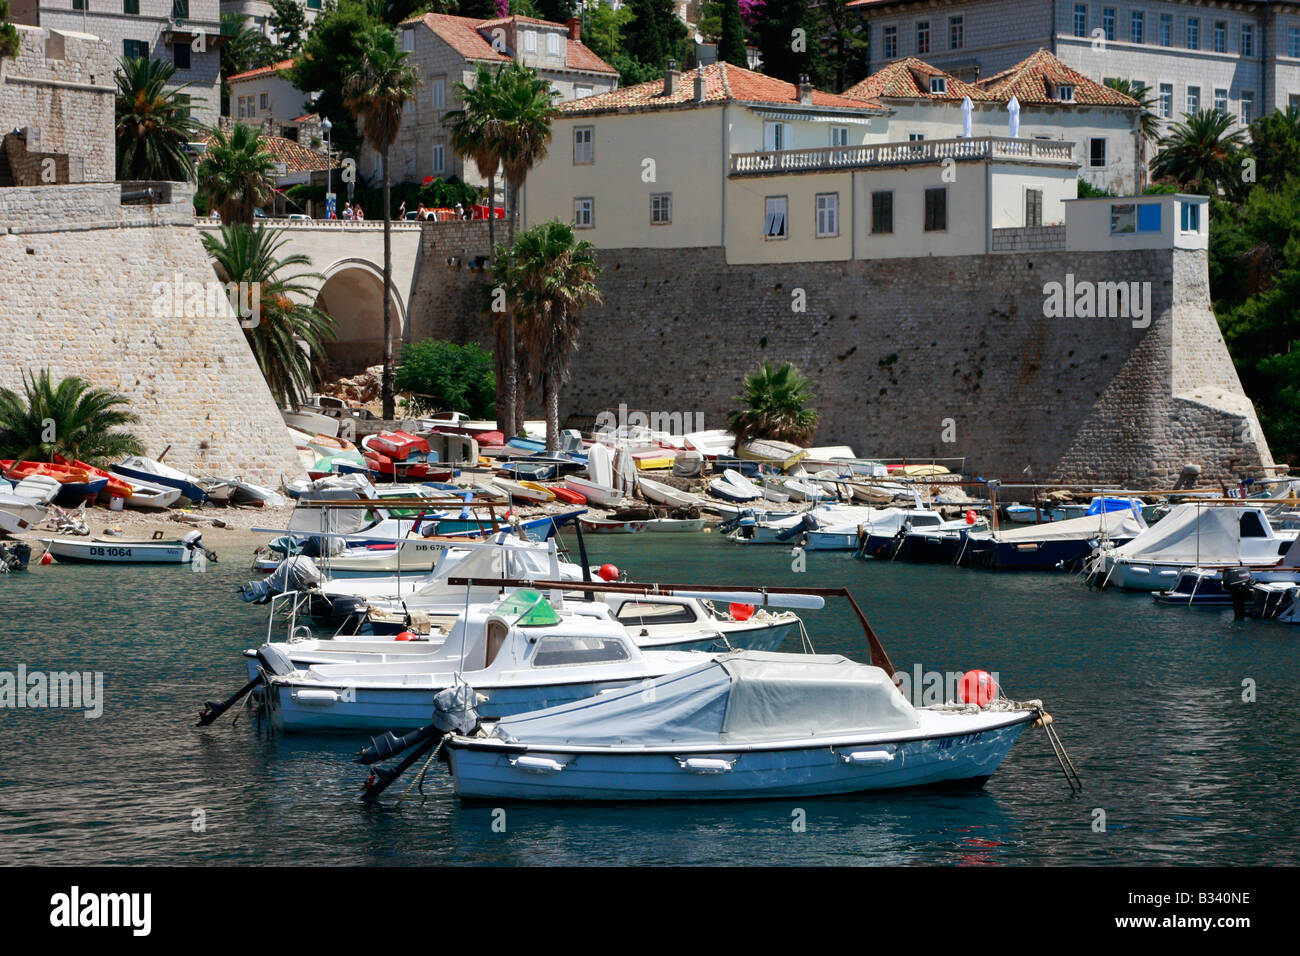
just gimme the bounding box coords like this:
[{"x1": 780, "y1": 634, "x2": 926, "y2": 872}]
[{"x1": 729, "y1": 136, "x2": 1076, "y2": 175}]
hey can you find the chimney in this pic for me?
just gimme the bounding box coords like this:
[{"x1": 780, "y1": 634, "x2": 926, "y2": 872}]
[
  {"x1": 694, "y1": 64, "x2": 706, "y2": 102},
  {"x1": 567, "y1": 16, "x2": 581, "y2": 42},
  {"x1": 798, "y1": 74, "x2": 813, "y2": 105},
  {"x1": 664, "y1": 60, "x2": 680, "y2": 96}
]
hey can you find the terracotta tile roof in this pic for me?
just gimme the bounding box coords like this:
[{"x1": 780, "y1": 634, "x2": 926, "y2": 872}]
[
  {"x1": 228, "y1": 59, "x2": 295, "y2": 84},
  {"x1": 402, "y1": 12, "x2": 616, "y2": 74},
  {"x1": 204, "y1": 129, "x2": 333, "y2": 175},
  {"x1": 843, "y1": 57, "x2": 994, "y2": 102},
  {"x1": 975, "y1": 49, "x2": 1140, "y2": 107},
  {"x1": 559, "y1": 62, "x2": 885, "y2": 114}
]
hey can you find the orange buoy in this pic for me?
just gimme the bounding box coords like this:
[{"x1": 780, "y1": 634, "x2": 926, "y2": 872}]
[{"x1": 597, "y1": 564, "x2": 620, "y2": 581}]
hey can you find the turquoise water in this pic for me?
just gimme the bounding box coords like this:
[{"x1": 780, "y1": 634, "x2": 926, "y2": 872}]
[{"x1": 1, "y1": 533, "x2": 1296, "y2": 866}]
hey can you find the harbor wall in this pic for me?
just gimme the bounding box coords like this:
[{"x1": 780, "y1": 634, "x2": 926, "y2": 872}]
[
  {"x1": 409, "y1": 221, "x2": 1273, "y2": 485},
  {"x1": 0, "y1": 183, "x2": 304, "y2": 486}
]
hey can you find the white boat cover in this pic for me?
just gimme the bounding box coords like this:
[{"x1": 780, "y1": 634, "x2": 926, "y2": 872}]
[
  {"x1": 993, "y1": 508, "x2": 1146, "y2": 543},
  {"x1": 1108, "y1": 504, "x2": 1268, "y2": 564},
  {"x1": 488, "y1": 651, "x2": 918, "y2": 747}
]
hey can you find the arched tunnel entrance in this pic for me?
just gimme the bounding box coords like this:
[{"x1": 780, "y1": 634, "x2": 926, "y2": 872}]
[{"x1": 314, "y1": 261, "x2": 406, "y2": 376}]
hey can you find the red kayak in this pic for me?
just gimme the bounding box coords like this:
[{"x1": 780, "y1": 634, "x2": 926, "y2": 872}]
[{"x1": 548, "y1": 485, "x2": 586, "y2": 505}]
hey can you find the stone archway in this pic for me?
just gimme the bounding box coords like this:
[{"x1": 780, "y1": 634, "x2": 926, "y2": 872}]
[{"x1": 314, "y1": 259, "x2": 408, "y2": 375}]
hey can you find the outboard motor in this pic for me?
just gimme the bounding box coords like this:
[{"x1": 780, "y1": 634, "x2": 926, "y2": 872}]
[
  {"x1": 238, "y1": 555, "x2": 323, "y2": 604},
  {"x1": 1222, "y1": 566, "x2": 1255, "y2": 621},
  {"x1": 432, "y1": 683, "x2": 483, "y2": 737},
  {"x1": 182, "y1": 529, "x2": 218, "y2": 563},
  {"x1": 776, "y1": 512, "x2": 819, "y2": 542}
]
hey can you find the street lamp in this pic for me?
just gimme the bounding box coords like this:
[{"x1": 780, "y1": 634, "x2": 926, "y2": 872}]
[{"x1": 322, "y1": 116, "x2": 333, "y2": 219}]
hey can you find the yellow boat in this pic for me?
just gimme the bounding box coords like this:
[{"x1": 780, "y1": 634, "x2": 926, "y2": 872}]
[{"x1": 518, "y1": 480, "x2": 556, "y2": 500}]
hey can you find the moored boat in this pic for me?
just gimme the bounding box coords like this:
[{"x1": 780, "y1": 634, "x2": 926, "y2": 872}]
[{"x1": 38, "y1": 529, "x2": 215, "y2": 564}]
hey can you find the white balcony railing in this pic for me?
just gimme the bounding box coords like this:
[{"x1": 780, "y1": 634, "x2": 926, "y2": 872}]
[{"x1": 729, "y1": 136, "x2": 1076, "y2": 175}]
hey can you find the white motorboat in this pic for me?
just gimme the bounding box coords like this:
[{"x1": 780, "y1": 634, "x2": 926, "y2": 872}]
[
  {"x1": 115, "y1": 475, "x2": 183, "y2": 510},
  {"x1": 564, "y1": 475, "x2": 622, "y2": 506},
  {"x1": 578, "y1": 516, "x2": 646, "y2": 534},
  {"x1": 807, "y1": 507, "x2": 948, "y2": 551},
  {"x1": 644, "y1": 517, "x2": 706, "y2": 533},
  {"x1": 442, "y1": 651, "x2": 1040, "y2": 801},
  {"x1": 113, "y1": 456, "x2": 219, "y2": 505},
  {"x1": 1090, "y1": 503, "x2": 1295, "y2": 591},
  {"x1": 257, "y1": 590, "x2": 717, "y2": 732},
  {"x1": 38, "y1": 529, "x2": 213, "y2": 564},
  {"x1": 708, "y1": 469, "x2": 764, "y2": 502},
  {"x1": 491, "y1": 476, "x2": 551, "y2": 503},
  {"x1": 0, "y1": 493, "x2": 46, "y2": 535}
]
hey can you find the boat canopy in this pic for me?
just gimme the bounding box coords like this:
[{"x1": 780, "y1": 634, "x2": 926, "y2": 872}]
[
  {"x1": 1109, "y1": 504, "x2": 1272, "y2": 564},
  {"x1": 993, "y1": 509, "x2": 1146, "y2": 542},
  {"x1": 487, "y1": 651, "x2": 919, "y2": 747},
  {"x1": 1086, "y1": 496, "x2": 1145, "y2": 515}
]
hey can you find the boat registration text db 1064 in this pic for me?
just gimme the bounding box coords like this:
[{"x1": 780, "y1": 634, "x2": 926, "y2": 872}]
[{"x1": 89, "y1": 547, "x2": 135, "y2": 557}]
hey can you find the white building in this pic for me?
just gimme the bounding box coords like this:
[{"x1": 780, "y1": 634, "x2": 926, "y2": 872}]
[
  {"x1": 522, "y1": 61, "x2": 1088, "y2": 265},
  {"x1": 226, "y1": 58, "x2": 306, "y2": 130},
  {"x1": 220, "y1": 0, "x2": 322, "y2": 42},
  {"x1": 14, "y1": 0, "x2": 224, "y2": 129},
  {"x1": 847, "y1": 0, "x2": 1300, "y2": 132},
  {"x1": 369, "y1": 12, "x2": 619, "y2": 190}
]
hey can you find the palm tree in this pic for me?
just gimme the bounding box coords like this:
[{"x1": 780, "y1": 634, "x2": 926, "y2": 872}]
[
  {"x1": 727, "y1": 361, "x2": 820, "y2": 445},
  {"x1": 447, "y1": 63, "x2": 513, "y2": 431},
  {"x1": 1104, "y1": 78, "x2": 1158, "y2": 186},
  {"x1": 198, "y1": 124, "x2": 277, "y2": 224},
  {"x1": 492, "y1": 221, "x2": 602, "y2": 451},
  {"x1": 201, "y1": 223, "x2": 336, "y2": 408},
  {"x1": 115, "y1": 56, "x2": 201, "y2": 181},
  {"x1": 219, "y1": 12, "x2": 277, "y2": 115},
  {"x1": 0, "y1": 370, "x2": 144, "y2": 466},
  {"x1": 1151, "y1": 108, "x2": 1247, "y2": 198},
  {"x1": 344, "y1": 26, "x2": 419, "y2": 420}
]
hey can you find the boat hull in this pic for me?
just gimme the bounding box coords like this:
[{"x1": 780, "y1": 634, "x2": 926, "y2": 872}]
[
  {"x1": 446, "y1": 720, "x2": 1030, "y2": 801},
  {"x1": 40, "y1": 538, "x2": 197, "y2": 564}
]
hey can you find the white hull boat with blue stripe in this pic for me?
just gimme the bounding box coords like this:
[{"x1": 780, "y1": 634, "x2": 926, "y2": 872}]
[{"x1": 444, "y1": 651, "x2": 1038, "y2": 801}]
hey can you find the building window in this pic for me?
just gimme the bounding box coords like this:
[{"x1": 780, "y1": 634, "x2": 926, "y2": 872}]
[
  {"x1": 650, "y1": 193, "x2": 672, "y2": 224},
  {"x1": 1241, "y1": 91, "x2": 1255, "y2": 124},
  {"x1": 1159, "y1": 14, "x2": 1172, "y2": 47},
  {"x1": 124, "y1": 0, "x2": 139, "y2": 13},
  {"x1": 924, "y1": 187, "x2": 947, "y2": 231},
  {"x1": 916, "y1": 21, "x2": 930, "y2": 54},
  {"x1": 1089, "y1": 137, "x2": 1106, "y2": 167},
  {"x1": 1186, "y1": 86, "x2": 1200, "y2": 113},
  {"x1": 815, "y1": 193, "x2": 838, "y2": 237},
  {"x1": 1137, "y1": 204, "x2": 1161, "y2": 232},
  {"x1": 763, "y1": 196, "x2": 788, "y2": 238},
  {"x1": 1057, "y1": 84, "x2": 1074, "y2": 102},
  {"x1": 871, "y1": 190, "x2": 893, "y2": 234},
  {"x1": 1214, "y1": 88, "x2": 1228, "y2": 114},
  {"x1": 1073, "y1": 4, "x2": 1087, "y2": 38},
  {"x1": 829, "y1": 126, "x2": 849, "y2": 147},
  {"x1": 523, "y1": 31, "x2": 537, "y2": 53},
  {"x1": 432, "y1": 144, "x2": 445, "y2": 175},
  {"x1": 1103, "y1": 8, "x2": 1115, "y2": 41},
  {"x1": 174, "y1": 93, "x2": 191, "y2": 122},
  {"x1": 908, "y1": 132, "x2": 925, "y2": 141},
  {"x1": 1214, "y1": 21, "x2": 1226, "y2": 53},
  {"x1": 930, "y1": 76, "x2": 948, "y2": 95},
  {"x1": 1131, "y1": 12, "x2": 1143, "y2": 44},
  {"x1": 574, "y1": 197, "x2": 593, "y2": 228},
  {"x1": 883, "y1": 25, "x2": 897, "y2": 59},
  {"x1": 307, "y1": 0, "x2": 321, "y2": 8},
  {"x1": 1111, "y1": 203, "x2": 1161, "y2": 234},
  {"x1": 172, "y1": 0, "x2": 189, "y2": 18},
  {"x1": 430, "y1": 78, "x2": 445, "y2": 110},
  {"x1": 123, "y1": 39, "x2": 149, "y2": 60},
  {"x1": 1181, "y1": 202, "x2": 1200, "y2": 233},
  {"x1": 1290, "y1": 26, "x2": 1300, "y2": 58},
  {"x1": 1025, "y1": 188, "x2": 1042, "y2": 227},
  {"x1": 573, "y1": 126, "x2": 593, "y2": 164},
  {"x1": 1241, "y1": 24, "x2": 1255, "y2": 57},
  {"x1": 546, "y1": 32, "x2": 560, "y2": 56},
  {"x1": 1291, "y1": 94, "x2": 1300, "y2": 111},
  {"x1": 1187, "y1": 17, "x2": 1200, "y2": 50},
  {"x1": 172, "y1": 42, "x2": 190, "y2": 70},
  {"x1": 764, "y1": 121, "x2": 791, "y2": 150},
  {"x1": 1158, "y1": 83, "x2": 1173, "y2": 118},
  {"x1": 950, "y1": 16, "x2": 963, "y2": 50},
  {"x1": 401, "y1": 28, "x2": 414, "y2": 52},
  {"x1": 575, "y1": 85, "x2": 592, "y2": 98}
]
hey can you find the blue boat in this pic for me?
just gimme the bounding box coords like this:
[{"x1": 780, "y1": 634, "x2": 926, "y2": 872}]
[
  {"x1": 501, "y1": 460, "x2": 558, "y2": 481},
  {"x1": 113, "y1": 457, "x2": 210, "y2": 504},
  {"x1": 52, "y1": 476, "x2": 108, "y2": 506}
]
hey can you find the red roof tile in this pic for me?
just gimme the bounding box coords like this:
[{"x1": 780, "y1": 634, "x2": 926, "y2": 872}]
[
  {"x1": 559, "y1": 62, "x2": 885, "y2": 114},
  {"x1": 227, "y1": 59, "x2": 295, "y2": 84},
  {"x1": 203, "y1": 128, "x2": 333, "y2": 175},
  {"x1": 975, "y1": 49, "x2": 1140, "y2": 107},
  {"x1": 844, "y1": 57, "x2": 994, "y2": 102},
  {"x1": 402, "y1": 12, "x2": 616, "y2": 75}
]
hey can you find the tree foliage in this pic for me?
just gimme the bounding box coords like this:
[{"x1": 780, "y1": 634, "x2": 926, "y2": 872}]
[
  {"x1": 268, "y1": 0, "x2": 309, "y2": 56},
  {"x1": 2, "y1": 0, "x2": 24, "y2": 60},
  {"x1": 198, "y1": 123, "x2": 277, "y2": 225},
  {"x1": 115, "y1": 56, "x2": 201, "y2": 182},
  {"x1": 0, "y1": 371, "x2": 144, "y2": 466},
  {"x1": 291, "y1": 0, "x2": 384, "y2": 156},
  {"x1": 753, "y1": 0, "x2": 831, "y2": 87},
  {"x1": 727, "y1": 361, "x2": 819, "y2": 444},
  {"x1": 395, "y1": 340, "x2": 496, "y2": 418}
]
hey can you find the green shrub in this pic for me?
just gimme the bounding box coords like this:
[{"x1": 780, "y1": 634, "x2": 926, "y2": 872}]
[
  {"x1": 395, "y1": 339, "x2": 496, "y2": 419},
  {"x1": 1076, "y1": 179, "x2": 1114, "y2": 199}
]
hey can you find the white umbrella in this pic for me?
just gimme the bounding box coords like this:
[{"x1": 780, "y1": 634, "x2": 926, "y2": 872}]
[
  {"x1": 961, "y1": 96, "x2": 973, "y2": 137},
  {"x1": 1008, "y1": 95, "x2": 1021, "y2": 138}
]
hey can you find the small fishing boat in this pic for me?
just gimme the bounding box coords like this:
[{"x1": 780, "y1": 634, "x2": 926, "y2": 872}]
[
  {"x1": 518, "y1": 480, "x2": 556, "y2": 501},
  {"x1": 564, "y1": 475, "x2": 622, "y2": 507},
  {"x1": 501, "y1": 460, "x2": 558, "y2": 481},
  {"x1": 114, "y1": 456, "x2": 215, "y2": 505},
  {"x1": 547, "y1": 485, "x2": 586, "y2": 505},
  {"x1": 631, "y1": 449, "x2": 676, "y2": 471},
  {"x1": 683, "y1": 430, "x2": 735, "y2": 458},
  {"x1": 579, "y1": 516, "x2": 647, "y2": 534},
  {"x1": 0, "y1": 493, "x2": 46, "y2": 535},
  {"x1": 38, "y1": 529, "x2": 215, "y2": 564},
  {"x1": 492, "y1": 477, "x2": 552, "y2": 503},
  {"x1": 1, "y1": 460, "x2": 109, "y2": 506},
  {"x1": 1004, "y1": 504, "x2": 1065, "y2": 524},
  {"x1": 441, "y1": 651, "x2": 1042, "y2": 801},
  {"x1": 644, "y1": 517, "x2": 706, "y2": 533},
  {"x1": 637, "y1": 476, "x2": 700, "y2": 509},
  {"x1": 708, "y1": 469, "x2": 763, "y2": 503},
  {"x1": 967, "y1": 509, "x2": 1148, "y2": 572},
  {"x1": 737, "y1": 439, "x2": 807, "y2": 471},
  {"x1": 9, "y1": 474, "x2": 60, "y2": 505}
]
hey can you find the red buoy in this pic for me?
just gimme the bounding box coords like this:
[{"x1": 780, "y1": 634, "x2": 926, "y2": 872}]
[
  {"x1": 394, "y1": 631, "x2": 418, "y2": 642},
  {"x1": 597, "y1": 564, "x2": 620, "y2": 582},
  {"x1": 39, "y1": 551, "x2": 53, "y2": 566},
  {"x1": 965, "y1": 509, "x2": 977, "y2": 525},
  {"x1": 729, "y1": 602, "x2": 755, "y2": 622},
  {"x1": 958, "y1": 669, "x2": 998, "y2": 707}
]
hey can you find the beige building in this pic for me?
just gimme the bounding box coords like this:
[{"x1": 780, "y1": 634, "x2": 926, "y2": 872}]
[{"x1": 370, "y1": 12, "x2": 619, "y2": 191}]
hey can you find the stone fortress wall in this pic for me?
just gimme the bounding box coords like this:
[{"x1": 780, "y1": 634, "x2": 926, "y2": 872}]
[{"x1": 409, "y1": 221, "x2": 1274, "y2": 486}]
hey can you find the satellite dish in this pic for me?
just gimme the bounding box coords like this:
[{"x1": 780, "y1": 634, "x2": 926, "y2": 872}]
[{"x1": 694, "y1": 32, "x2": 704, "y2": 44}]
